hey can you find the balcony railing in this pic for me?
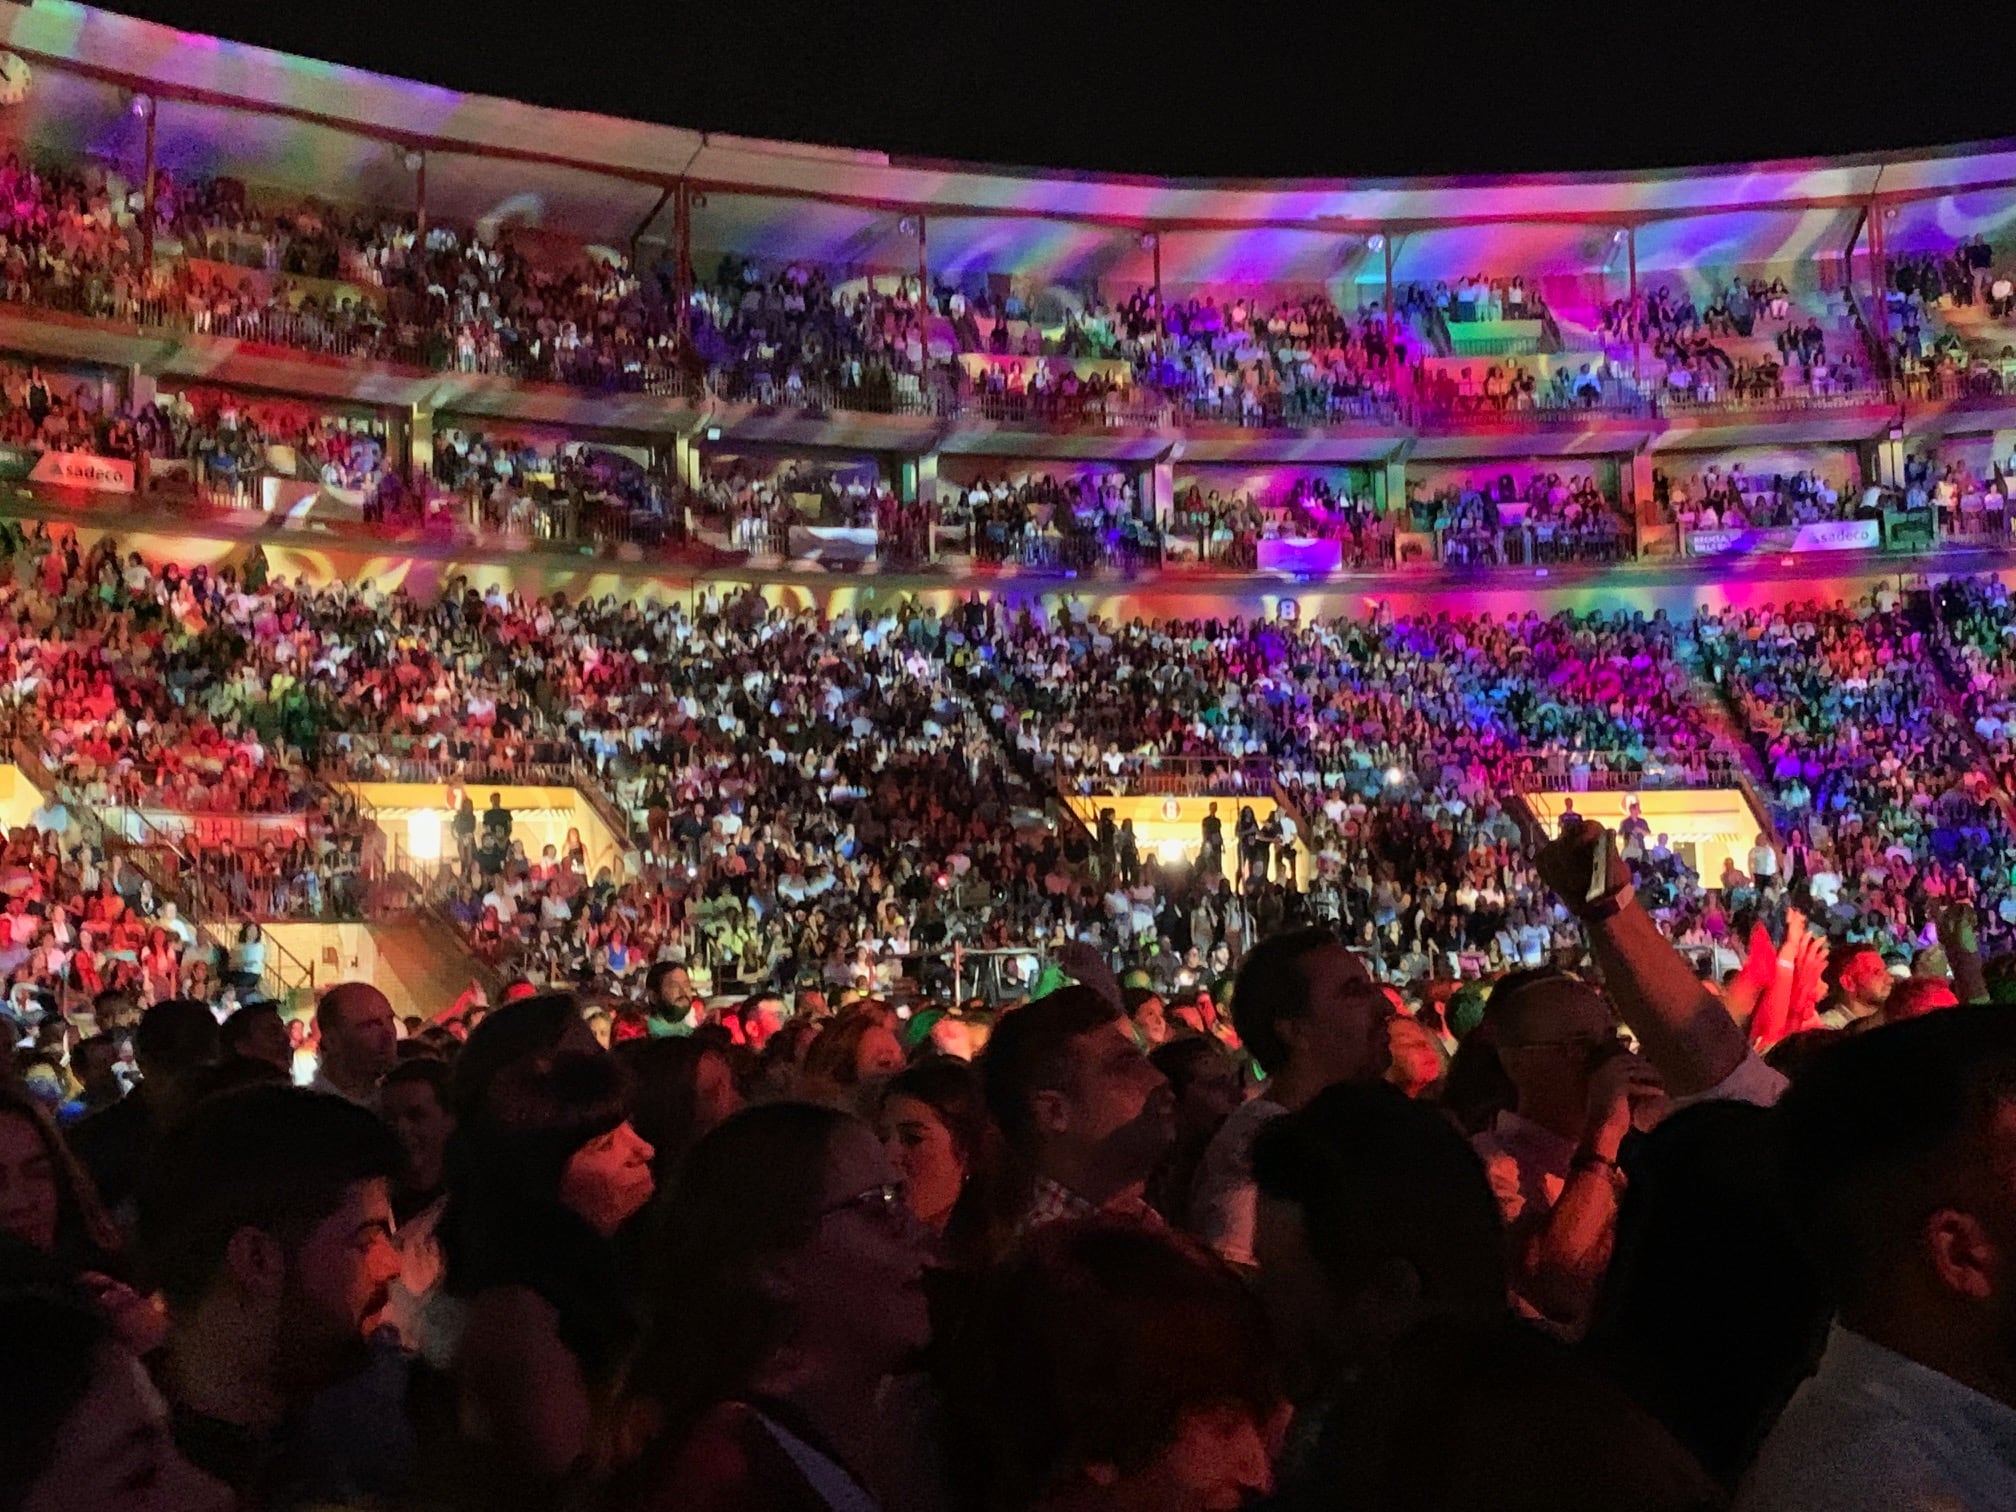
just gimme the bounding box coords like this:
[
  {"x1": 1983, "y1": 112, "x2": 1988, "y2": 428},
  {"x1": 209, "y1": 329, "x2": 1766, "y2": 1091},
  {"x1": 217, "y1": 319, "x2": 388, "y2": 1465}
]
[
  {"x1": 1505, "y1": 749, "x2": 1746, "y2": 792},
  {"x1": 1054, "y1": 754, "x2": 1279, "y2": 797},
  {"x1": 318, "y1": 733, "x2": 587, "y2": 789},
  {"x1": 9, "y1": 266, "x2": 2016, "y2": 446}
]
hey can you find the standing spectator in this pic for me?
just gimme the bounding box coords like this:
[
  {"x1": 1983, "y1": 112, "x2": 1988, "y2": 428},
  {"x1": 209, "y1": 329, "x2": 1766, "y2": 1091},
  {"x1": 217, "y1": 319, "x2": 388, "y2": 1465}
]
[
  {"x1": 876, "y1": 1056, "x2": 998, "y2": 1270},
  {"x1": 437, "y1": 1051, "x2": 655, "y2": 1506},
  {"x1": 1251, "y1": 1082, "x2": 1718, "y2": 1511},
  {"x1": 1474, "y1": 969, "x2": 1666, "y2": 1331},
  {"x1": 483, "y1": 793, "x2": 514, "y2": 853},
  {"x1": 309, "y1": 984, "x2": 398, "y2": 1108},
  {"x1": 608, "y1": 1102, "x2": 931, "y2": 1511},
  {"x1": 1192, "y1": 930, "x2": 1393, "y2": 1268},
  {"x1": 379, "y1": 1058, "x2": 456, "y2": 1358},
  {"x1": 616, "y1": 1036, "x2": 745, "y2": 1187},
  {"x1": 1739, "y1": 1010, "x2": 2016, "y2": 1511},
  {"x1": 978, "y1": 986, "x2": 1176, "y2": 1235},
  {"x1": 948, "y1": 1221, "x2": 1281, "y2": 1512},
  {"x1": 219, "y1": 1004, "x2": 292, "y2": 1077},
  {"x1": 135, "y1": 1087, "x2": 404, "y2": 1507},
  {"x1": 69, "y1": 998, "x2": 218, "y2": 1222}
]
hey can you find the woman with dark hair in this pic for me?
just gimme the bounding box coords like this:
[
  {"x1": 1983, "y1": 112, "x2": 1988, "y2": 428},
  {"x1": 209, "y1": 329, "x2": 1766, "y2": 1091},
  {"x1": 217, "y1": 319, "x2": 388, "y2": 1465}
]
[
  {"x1": 800, "y1": 1010, "x2": 906, "y2": 1110},
  {"x1": 0, "y1": 1280, "x2": 229, "y2": 1512},
  {"x1": 433, "y1": 1050, "x2": 655, "y2": 1509},
  {"x1": 876, "y1": 1057, "x2": 1000, "y2": 1272},
  {"x1": 608, "y1": 1101, "x2": 931, "y2": 1511},
  {"x1": 448, "y1": 990, "x2": 598, "y2": 1125},
  {"x1": 615, "y1": 1036, "x2": 744, "y2": 1185},
  {"x1": 0, "y1": 1080, "x2": 162, "y2": 1354},
  {"x1": 948, "y1": 1220, "x2": 1282, "y2": 1512},
  {"x1": 0, "y1": 1079, "x2": 122, "y2": 1279}
]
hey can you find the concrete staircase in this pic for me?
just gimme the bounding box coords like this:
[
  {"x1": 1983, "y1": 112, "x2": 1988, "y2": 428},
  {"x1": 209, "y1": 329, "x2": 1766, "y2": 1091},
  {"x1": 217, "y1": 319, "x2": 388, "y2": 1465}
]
[{"x1": 366, "y1": 912, "x2": 496, "y2": 1022}]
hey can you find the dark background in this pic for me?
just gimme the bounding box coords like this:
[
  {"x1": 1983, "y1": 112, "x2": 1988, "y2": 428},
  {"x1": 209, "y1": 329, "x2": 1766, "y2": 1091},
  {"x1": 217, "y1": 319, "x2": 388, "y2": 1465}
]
[{"x1": 101, "y1": 0, "x2": 2016, "y2": 179}]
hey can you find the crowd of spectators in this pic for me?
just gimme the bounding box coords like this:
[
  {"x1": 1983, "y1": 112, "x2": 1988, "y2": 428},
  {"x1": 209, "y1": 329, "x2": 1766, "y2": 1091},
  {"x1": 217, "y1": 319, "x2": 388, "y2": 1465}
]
[
  {"x1": 1402, "y1": 274, "x2": 1547, "y2": 327},
  {"x1": 11, "y1": 770, "x2": 2015, "y2": 1512},
  {"x1": 1698, "y1": 592, "x2": 2016, "y2": 959},
  {"x1": 943, "y1": 472, "x2": 1156, "y2": 572},
  {"x1": 1407, "y1": 471, "x2": 1632, "y2": 565},
  {"x1": 970, "y1": 604, "x2": 1729, "y2": 981},
  {"x1": 1652, "y1": 465, "x2": 1863, "y2": 532},
  {"x1": 1899, "y1": 452, "x2": 2016, "y2": 538}
]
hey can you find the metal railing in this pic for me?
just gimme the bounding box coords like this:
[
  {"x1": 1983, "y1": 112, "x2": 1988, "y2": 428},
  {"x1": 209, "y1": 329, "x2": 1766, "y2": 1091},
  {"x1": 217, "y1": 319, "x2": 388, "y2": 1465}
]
[
  {"x1": 6, "y1": 728, "x2": 319, "y2": 998},
  {"x1": 317, "y1": 733, "x2": 585, "y2": 789},
  {"x1": 1059, "y1": 754, "x2": 1279, "y2": 797},
  {"x1": 1504, "y1": 748, "x2": 1746, "y2": 793},
  {"x1": 1658, "y1": 382, "x2": 1886, "y2": 414}
]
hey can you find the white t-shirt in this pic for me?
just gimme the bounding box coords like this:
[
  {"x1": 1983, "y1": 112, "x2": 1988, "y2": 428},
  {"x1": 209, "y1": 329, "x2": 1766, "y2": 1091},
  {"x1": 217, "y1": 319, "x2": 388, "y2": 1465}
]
[{"x1": 1190, "y1": 1097, "x2": 1287, "y2": 1268}]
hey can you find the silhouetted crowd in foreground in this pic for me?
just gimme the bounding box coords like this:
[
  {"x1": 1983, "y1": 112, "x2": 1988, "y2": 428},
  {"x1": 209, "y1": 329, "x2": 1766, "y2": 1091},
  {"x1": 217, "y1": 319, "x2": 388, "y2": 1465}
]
[{"x1": 5, "y1": 807, "x2": 2016, "y2": 1511}]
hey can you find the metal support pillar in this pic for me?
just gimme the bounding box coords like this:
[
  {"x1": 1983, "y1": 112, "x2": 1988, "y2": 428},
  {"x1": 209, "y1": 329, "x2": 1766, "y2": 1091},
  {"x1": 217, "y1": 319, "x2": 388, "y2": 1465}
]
[{"x1": 140, "y1": 98, "x2": 157, "y2": 269}]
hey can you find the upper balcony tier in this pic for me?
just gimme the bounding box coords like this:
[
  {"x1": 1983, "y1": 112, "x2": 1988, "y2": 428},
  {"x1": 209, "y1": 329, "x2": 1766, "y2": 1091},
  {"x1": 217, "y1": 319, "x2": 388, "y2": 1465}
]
[{"x1": 3, "y1": 2, "x2": 2016, "y2": 453}]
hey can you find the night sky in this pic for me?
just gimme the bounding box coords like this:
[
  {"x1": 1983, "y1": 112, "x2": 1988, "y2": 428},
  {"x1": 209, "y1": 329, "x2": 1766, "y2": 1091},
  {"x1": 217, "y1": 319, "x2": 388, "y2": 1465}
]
[{"x1": 100, "y1": 1, "x2": 2016, "y2": 180}]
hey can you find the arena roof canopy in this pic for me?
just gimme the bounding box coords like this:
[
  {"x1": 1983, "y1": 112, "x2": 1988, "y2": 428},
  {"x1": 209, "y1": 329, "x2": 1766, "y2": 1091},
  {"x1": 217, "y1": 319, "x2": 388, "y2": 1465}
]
[{"x1": 5, "y1": 0, "x2": 2016, "y2": 289}]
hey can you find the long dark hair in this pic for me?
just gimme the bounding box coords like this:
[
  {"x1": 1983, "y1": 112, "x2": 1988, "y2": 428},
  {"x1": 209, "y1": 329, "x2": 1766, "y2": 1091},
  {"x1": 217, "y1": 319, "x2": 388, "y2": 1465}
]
[
  {"x1": 440, "y1": 1050, "x2": 636, "y2": 1385},
  {"x1": 0, "y1": 1082, "x2": 121, "y2": 1279},
  {"x1": 619, "y1": 1102, "x2": 851, "y2": 1442},
  {"x1": 615, "y1": 1037, "x2": 726, "y2": 1184},
  {"x1": 877, "y1": 1056, "x2": 1006, "y2": 1271}
]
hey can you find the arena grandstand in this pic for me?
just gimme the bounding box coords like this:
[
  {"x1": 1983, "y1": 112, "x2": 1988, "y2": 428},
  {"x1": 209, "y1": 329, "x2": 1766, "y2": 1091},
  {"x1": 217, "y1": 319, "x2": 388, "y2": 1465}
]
[{"x1": 3, "y1": 5, "x2": 2016, "y2": 1511}]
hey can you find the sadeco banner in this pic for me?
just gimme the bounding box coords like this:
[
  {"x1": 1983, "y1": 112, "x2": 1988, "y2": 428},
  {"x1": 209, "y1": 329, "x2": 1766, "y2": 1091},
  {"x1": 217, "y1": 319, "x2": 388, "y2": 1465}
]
[
  {"x1": 1256, "y1": 537, "x2": 1346, "y2": 575},
  {"x1": 1687, "y1": 518, "x2": 1880, "y2": 556},
  {"x1": 28, "y1": 450, "x2": 135, "y2": 493}
]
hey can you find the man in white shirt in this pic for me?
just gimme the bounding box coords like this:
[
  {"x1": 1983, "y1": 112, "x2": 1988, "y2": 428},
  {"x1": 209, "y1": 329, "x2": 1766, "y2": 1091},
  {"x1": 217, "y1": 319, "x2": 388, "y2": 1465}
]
[
  {"x1": 1738, "y1": 1010, "x2": 2016, "y2": 1510},
  {"x1": 27, "y1": 794, "x2": 68, "y2": 837},
  {"x1": 1748, "y1": 833, "x2": 1779, "y2": 886},
  {"x1": 1192, "y1": 929, "x2": 1394, "y2": 1268}
]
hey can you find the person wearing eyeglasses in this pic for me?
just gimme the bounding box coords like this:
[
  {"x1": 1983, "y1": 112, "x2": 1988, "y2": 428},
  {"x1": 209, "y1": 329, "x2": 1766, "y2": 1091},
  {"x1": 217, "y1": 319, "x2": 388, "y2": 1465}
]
[
  {"x1": 1474, "y1": 967, "x2": 1667, "y2": 1333},
  {"x1": 608, "y1": 1102, "x2": 931, "y2": 1512}
]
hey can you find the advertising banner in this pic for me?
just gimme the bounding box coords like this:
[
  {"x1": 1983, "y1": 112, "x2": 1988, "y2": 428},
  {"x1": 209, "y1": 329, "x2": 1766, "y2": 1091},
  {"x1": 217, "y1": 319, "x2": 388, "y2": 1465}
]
[
  {"x1": 1395, "y1": 530, "x2": 1439, "y2": 565},
  {"x1": 1256, "y1": 537, "x2": 1345, "y2": 575},
  {"x1": 1687, "y1": 518, "x2": 1880, "y2": 556},
  {"x1": 29, "y1": 451, "x2": 135, "y2": 493},
  {"x1": 788, "y1": 525, "x2": 877, "y2": 566}
]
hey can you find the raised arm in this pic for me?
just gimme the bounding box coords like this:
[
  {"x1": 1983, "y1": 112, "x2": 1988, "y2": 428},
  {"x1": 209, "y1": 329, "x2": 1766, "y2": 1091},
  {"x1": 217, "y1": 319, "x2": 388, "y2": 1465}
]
[{"x1": 1534, "y1": 816, "x2": 1750, "y2": 1099}]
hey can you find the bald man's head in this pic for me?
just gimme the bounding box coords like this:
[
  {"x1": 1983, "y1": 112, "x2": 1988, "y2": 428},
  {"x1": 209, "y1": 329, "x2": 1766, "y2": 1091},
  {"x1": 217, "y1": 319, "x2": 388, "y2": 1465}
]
[{"x1": 316, "y1": 983, "x2": 398, "y2": 1095}]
